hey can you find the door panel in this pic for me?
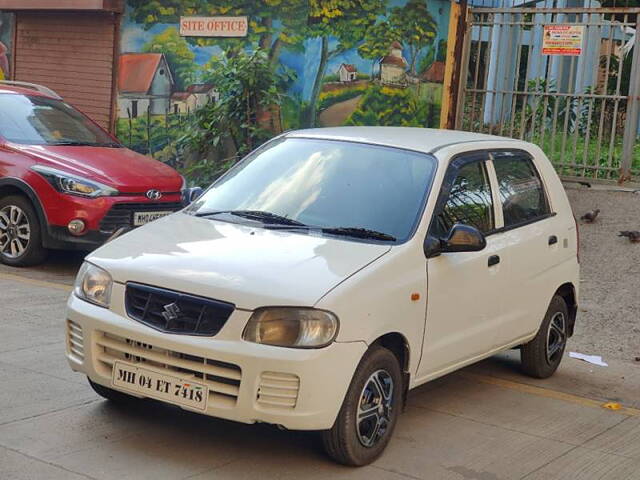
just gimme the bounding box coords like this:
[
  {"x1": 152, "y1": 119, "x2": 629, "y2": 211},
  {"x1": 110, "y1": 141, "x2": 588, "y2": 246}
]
[{"x1": 418, "y1": 153, "x2": 509, "y2": 379}]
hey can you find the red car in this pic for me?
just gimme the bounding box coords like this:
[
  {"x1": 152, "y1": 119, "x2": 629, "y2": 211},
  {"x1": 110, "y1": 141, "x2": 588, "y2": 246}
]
[{"x1": 0, "y1": 82, "x2": 187, "y2": 266}]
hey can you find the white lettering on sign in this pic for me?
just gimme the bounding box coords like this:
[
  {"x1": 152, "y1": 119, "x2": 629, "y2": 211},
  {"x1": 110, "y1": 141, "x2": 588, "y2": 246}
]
[{"x1": 179, "y1": 16, "x2": 248, "y2": 37}]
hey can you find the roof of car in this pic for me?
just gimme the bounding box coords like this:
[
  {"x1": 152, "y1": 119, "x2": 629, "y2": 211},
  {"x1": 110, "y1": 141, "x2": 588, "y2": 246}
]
[{"x1": 285, "y1": 127, "x2": 521, "y2": 155}]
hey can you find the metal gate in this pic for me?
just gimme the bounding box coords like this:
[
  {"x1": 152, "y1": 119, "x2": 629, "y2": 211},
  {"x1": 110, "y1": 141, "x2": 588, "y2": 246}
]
[{"x1": 456, "y1": 3, "x2": 640, "y2": 182}]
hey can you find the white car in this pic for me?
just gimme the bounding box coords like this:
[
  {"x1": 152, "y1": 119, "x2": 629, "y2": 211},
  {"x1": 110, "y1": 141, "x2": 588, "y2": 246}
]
[{"x1": 66, "y1": 127, "x2": 579, "y2": 465}]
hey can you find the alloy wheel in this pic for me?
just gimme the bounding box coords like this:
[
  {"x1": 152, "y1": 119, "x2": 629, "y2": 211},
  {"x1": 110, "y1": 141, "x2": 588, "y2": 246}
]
[
  {"x1": 546, "y1": 311, "x2": 566, "y2": 364},
  {"x1": 356, "y1": 369, "x2": 394, "y2": 448},
  {"x1": 0, "y1": 205, "x2": 31, "y2": 259}
]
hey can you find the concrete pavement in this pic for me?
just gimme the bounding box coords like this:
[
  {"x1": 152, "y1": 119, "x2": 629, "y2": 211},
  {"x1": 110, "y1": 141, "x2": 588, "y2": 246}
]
[
  {"x1": 1, "y1": 185, "x2": 640, "y2": 479},
  {"x1": 1, "y1": 271, "x2": 639, "y2": 480}
]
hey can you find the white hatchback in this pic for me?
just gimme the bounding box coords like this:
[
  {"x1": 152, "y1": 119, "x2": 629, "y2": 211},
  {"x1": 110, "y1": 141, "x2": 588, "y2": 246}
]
[{"x1": 66, "y1": 127, "x2": 579, "y2": 465}]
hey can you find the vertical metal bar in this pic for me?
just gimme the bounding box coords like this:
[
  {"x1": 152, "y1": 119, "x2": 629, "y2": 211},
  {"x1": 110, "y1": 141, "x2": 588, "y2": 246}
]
[
  {"x1": 499, "y1": 13, "x2": 517, "y2": 135},
  {"x1": 518, "y1": 13, "x2": 537, "y2": 140},
  {"x1": 538, "y1": 10, "x2": 551, "y2": 150},
  {"x1": 455, "y1": 8, "x2": 473, "y2": 130},
  {"x1": 498, "y1": 12, "x2": 521, "y2": 136},
  {"x1": 580, "y1": 13, "x2": 599, "y2": 177},
  {"x1": 607, "y1": 14, "x2": 628, "y2": 175},
  {"x1": 620, "y1": 13, "x2": 640, "y2": 181},
  {"x1": 488, "y1": 14, "x2": 503, "y2": 133},
  {"x1": 560, "y1": 54, "x2": 577, "y2": 173},
  {"x1": 594, "y1": 12, "x2": 616, "y2": 176},
  {"x1": 549, "y1": 19, "x2": 565, "y2": 165},
  {"x1": 480, "y1": 13, "x2": 495, "y2": 134},
  {"x1": 507, "y1": 13, "x2": 526, "y2": 137},
  {"x1": 469, "y1": 13, "x2": 484, "y2": 131}
]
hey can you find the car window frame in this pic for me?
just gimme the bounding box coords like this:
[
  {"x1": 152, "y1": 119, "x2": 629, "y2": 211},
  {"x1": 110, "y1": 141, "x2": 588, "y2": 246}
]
[
  {"x1": 427, "y1": 150, "x2": 500, "y2": 239},
  {"x1": 488, "y1": 149, "x2": 556, "y2": 233}
]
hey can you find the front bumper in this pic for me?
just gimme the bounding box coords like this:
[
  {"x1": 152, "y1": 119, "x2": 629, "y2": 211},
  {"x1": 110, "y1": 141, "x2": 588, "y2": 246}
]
[{"x1": 65, "y1": 289, "x2": 366, "y2": 431}]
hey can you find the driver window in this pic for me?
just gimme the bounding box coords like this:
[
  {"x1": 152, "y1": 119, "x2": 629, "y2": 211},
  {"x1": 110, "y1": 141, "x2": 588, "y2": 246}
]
[{"x1": 433, "y1": 160, "x2": 494, "y2": 238}]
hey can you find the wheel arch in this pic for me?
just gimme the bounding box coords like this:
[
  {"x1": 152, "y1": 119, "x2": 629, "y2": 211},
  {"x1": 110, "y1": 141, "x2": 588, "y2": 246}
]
[
  {"x1": 0, "y1": 178, "x2": 48, "y2": 237},
  {"x1": 554, "y1": 282, "x2": 577, "y2": 337},
  {"x1": 370, "y1": 332, "x2": 411, "y2": 405}
]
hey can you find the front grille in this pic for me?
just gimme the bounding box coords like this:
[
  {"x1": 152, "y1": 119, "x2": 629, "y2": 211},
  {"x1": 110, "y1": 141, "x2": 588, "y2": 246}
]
[
  {"x1": 67, "y1": 320, "x2": 85, "y2": 361},
  {"x1": 125, "y1": 283, "x2": 234, "y2": 336},
  {"x1": 257, "y1": 372, "x2": 300, "y2": 409},
  {"x1": 99, "y1": 202, "x2": 183, "y2": 233},
  {"x1": 95, "y1": 332, "x2": 242, "y2": 408}
]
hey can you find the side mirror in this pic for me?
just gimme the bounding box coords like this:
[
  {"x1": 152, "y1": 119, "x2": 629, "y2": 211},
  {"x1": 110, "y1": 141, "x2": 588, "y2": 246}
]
[
  {"x1": 183, "y1": 187, "x2": 204, "y2": 205},
  {"x1": 442, "y1": 224, "x2": 486, "y2": 253},
  {"x1": 424, "y1": 224, "x2": 486, "y2": 258}
]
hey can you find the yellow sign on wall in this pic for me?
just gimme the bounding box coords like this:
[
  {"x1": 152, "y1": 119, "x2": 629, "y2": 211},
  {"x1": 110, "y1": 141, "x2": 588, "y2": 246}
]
[{"x1": 542, "y1": 25, "x2": 584, "y2": 56}]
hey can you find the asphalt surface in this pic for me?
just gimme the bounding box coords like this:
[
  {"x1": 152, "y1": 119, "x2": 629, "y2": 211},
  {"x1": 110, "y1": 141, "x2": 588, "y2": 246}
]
[{"x1": 1, "y1": 185, "x2": 639, "y2": 479}]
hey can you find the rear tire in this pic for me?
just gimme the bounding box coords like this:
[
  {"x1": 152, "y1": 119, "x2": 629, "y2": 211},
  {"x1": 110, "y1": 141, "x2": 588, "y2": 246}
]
[
  {"x1": 88, "y1": 378, "x2": 137, "y2": 404},
  {"x1": 321, "y1": 346, "x2": 403, "y2": 466},
  {"x1": 521, "y1": 295, "x2": 569, "y2": 379},
  {"x1": 0, "y1": 195, "x2": 48, "y2": 267}
]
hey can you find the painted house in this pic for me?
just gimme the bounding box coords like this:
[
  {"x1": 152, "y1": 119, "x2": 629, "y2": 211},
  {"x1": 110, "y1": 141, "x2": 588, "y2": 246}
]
[
  {"x1": 338, "y1": 63, "x2": 357, "y2": 83},
  {"x1": 380, "y1": 41, "x2": 408, "y2": 86},
  {"x1": 186, "y1": 83, "x2": 218, "y2": 108},
  {"x1": 422, "y1": 60, "x2": 446, "y2": 83},
  {"x1": 118, "y1": 53, "x2": 174, "y2": 118},
  {"x1": 170, "y1": 92, "x2": 197, "y2": 114}
]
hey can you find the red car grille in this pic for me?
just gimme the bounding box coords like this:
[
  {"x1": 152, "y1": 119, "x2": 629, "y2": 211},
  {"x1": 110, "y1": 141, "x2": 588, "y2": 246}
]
[{"x1": 99, "y1": 202, "x2": 183, "y2": 233}]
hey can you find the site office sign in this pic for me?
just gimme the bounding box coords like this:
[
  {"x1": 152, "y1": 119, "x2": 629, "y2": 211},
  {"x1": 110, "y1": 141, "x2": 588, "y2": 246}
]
[
  {"x1": 180, "y1": 16, "x2": 248, "y2": 37},
  {"x1": 542, "y1": 25, "x2": 585, "y2": 56}
]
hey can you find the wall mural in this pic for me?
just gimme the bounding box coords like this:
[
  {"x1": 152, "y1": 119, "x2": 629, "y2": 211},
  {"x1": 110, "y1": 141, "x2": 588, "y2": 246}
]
[
  {"x1": 117, "y1": 0, "x2": 450, "y2": 165},
  {"x1": 0, "y1": 13, "x2": 13, "y2": 80}
]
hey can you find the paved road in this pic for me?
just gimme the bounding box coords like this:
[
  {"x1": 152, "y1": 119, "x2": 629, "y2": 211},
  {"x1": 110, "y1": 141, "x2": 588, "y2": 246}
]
[{"x1": 1, "y1": 186, "x2": 640, "y2": 479}]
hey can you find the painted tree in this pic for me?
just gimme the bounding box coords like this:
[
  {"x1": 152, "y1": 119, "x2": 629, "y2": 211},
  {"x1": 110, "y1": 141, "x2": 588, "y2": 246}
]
[
  {"x1": 357, "y1": 21, "x2": 402, "y2": 78},
  {"x1": 127, "y1": 0, "x2": 307, "y2": 68},
  {"x1": 388, "y1": 0, "x2": 437, "y2": 75},
  {"x1": 142, "y1": 27, "x2": 196, "y2": 90},
  {"x1": 304, "y1": 0, "x2": 387, "y2": 127}
]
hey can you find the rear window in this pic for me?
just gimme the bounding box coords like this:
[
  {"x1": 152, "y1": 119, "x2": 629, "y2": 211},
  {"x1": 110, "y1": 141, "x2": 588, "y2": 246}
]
[
  {"x1": 0, "y1": 94, "x2": 116, "y2": 146},
  {"x1": 492, "y1": 152, "x2": 550, "y2": 228}
]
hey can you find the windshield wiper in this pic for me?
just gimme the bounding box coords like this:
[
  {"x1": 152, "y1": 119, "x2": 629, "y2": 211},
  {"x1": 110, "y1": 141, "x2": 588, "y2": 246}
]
[
  {"x1": 320, "y1": 227, "x2": 397, "y2": 242},
  {"x1": 195, "y1": 210, "x2": 308, "y2": 227},
  {"x1": 49, "y1": 140, "x2": 122, "y2": 147}
]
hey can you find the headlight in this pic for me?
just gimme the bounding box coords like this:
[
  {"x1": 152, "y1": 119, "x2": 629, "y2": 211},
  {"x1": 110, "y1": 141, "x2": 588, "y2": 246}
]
[
  {"x1": 243, "y1": 308, "x2": 339, "y2": 348},
  {"x1": 74, "y1": 263, "x2": 113, "y2": 308},
  {"x1": 31, "y1": 165, "x2": 119, "y2": 198}
]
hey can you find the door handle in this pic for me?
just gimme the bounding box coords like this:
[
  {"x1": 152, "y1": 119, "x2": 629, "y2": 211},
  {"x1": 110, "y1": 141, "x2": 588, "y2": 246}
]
[
  {"x1": 548, "y1": 235, "x2": 558, "y2": 246},
  {"x1": 488, "y1": 255, "x2": 500, "y2": 267}
]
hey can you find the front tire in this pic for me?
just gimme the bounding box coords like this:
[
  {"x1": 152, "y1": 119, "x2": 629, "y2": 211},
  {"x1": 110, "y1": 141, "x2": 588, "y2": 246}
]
[
  {"x1": 322, "y1": 346, "x2": 403, "y2": 466},
  {"x1": 520, "y1": 295, "x2": 569, "y2": 379},
  {"x1": 0, "y1": 195, "x2": 48, "y2": 267}
]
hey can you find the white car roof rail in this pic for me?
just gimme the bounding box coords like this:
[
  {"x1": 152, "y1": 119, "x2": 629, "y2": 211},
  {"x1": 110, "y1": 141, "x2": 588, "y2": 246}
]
[{"x1": 0, "y1": 80, "x2": 62, "y2": 100}]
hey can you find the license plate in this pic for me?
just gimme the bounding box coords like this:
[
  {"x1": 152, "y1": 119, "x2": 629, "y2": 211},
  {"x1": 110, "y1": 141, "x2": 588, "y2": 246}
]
[
  {"x1": 112, "y1": 361, "x2": 208, "y2": 411},
  {"x1": 133, "y1": 211, "x2": 172, "y2": 226}
]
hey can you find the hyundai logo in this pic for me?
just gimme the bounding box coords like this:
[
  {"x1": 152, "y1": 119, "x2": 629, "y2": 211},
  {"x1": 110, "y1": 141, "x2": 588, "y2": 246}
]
[
  {"x1": 161, "y1": 303, "x2": 181, "y2": 323},
  {"x1": 146, "y1": 189, "x2": 162, "y2": 200}
]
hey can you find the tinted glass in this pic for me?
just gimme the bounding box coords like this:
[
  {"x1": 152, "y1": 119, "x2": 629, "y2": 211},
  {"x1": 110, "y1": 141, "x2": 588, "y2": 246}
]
[
  {"x1": 190, "y1": 138, "x2": 437, "y2": 242},
  {"x1": 493, "y1": 152, "x2": 550, "y2": 227},
  {"x1": 0, "y1": 94, "x2": 116, "y2": 146},
  {"x1": 433, "y1": 160, "x2": 494, "y2": 237}
]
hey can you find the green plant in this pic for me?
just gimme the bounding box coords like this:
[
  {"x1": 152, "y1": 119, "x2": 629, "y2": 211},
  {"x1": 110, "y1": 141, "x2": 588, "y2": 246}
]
[
  {"x1": 177, "y1": 49, "x2": 282, "y2": 183},
  {"x1": 318, "y1": 84, "x2": 368, "y2": 110}
]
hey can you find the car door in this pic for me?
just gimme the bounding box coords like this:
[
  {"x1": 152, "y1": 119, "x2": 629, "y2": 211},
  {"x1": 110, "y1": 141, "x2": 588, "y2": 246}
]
[
  {"x1": 417, "y1": 152, "x2": 508, "y2": 380},
  {"x1": 488, "y1": 150, "x2": 561, "y2": 345}
]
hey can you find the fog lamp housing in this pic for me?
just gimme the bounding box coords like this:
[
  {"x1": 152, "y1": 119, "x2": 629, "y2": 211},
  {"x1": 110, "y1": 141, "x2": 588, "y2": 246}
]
[{"x1": 68, "y1": 219, "x2": 87, "y2": 236}]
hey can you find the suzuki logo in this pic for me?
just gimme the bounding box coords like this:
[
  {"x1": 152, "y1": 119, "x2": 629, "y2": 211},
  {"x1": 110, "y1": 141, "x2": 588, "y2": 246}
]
[
  {"x1": 161, "y1": 303, "x2": 181, "y2": 323},
  {"x1": 146, "y1": 189, "x2": 162, "y2": 200}
]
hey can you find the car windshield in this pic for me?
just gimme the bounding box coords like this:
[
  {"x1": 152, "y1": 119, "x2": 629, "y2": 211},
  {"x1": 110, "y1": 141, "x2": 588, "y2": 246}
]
[
  {"x1": 189, "y1": 138, "x2": 437, "y2": 243},
  {"x1": 0, "y1": 94, "x2": 118, "y2": 146}
]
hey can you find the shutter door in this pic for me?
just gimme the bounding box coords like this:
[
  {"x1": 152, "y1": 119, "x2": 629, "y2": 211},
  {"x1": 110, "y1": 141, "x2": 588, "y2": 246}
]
[{"x1": 13, "y1": 12, "x2": 117, "y2": 130}]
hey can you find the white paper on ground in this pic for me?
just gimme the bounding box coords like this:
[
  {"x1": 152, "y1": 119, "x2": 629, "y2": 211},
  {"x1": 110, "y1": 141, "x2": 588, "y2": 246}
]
[{"x1": 569, "y1": 352, "x2": 608, "y2": 367}]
